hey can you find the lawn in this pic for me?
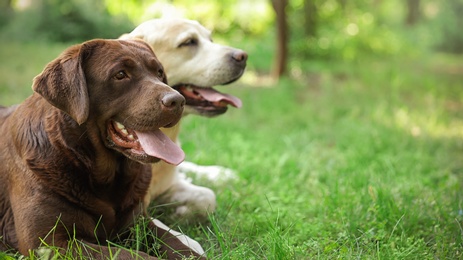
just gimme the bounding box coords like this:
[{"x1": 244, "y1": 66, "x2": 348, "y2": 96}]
[{"x1": 0, "y1": 39, "x2": 462, "y2": 259}]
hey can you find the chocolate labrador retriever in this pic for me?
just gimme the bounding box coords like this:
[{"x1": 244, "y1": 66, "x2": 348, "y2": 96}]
[{"x1": 0, "y1": 39, "x2": 204, "y2": 259}]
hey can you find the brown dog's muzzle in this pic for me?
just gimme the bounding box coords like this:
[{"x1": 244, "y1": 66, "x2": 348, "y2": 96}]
[
  {"x1": 106, "y1": 89, "x2": 185, "y2": 166},
  {"x1": 161, "y1": 92, "x2": 185, "y2": 128},
  {"x1": 162, "y1": 92, "x2": 185, "y2": 108}
]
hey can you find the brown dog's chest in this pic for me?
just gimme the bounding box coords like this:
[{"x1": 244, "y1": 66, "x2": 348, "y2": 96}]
[
  {"x1": 26, "y1": 145, "x2": 151, "y2": 240},
  {"x1": 84, "y1": 165, "x2": 151, "y2": 240}
]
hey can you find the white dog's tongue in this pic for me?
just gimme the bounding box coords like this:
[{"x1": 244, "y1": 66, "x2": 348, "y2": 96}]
[
  {"x1": 135, "y1": 129, "x2": 185, "y2": 165},
  {"x1": 195, "y1": 88, "x2": 242, "y2": 108}
]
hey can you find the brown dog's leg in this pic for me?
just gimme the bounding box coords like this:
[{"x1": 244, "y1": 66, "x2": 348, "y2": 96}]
[
  {"x1": 46, "y1": 225, "x2": 206, "y2": 259},
  {"x1": 40, "y1": 240, "x2": 158, "y2": 260},
  {"x1": 76, "y1": 242, "x2": 158, "y2": 260}
]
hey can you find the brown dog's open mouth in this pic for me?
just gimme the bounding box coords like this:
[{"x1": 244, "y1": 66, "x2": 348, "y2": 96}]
[
  {"x1": 108, "y1": 121, "x2": 185, "y2": 165},
  {"x1": 174, "y1": 85, "x2": 242, "y2": 115}
]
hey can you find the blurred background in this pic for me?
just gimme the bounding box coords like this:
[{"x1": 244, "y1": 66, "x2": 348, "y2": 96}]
[
  {"x1": 1, "y1": 0, "x2": 462, "y2": 77},
  {"x1": 1, "y1": 1, "x2": 462, "y2": 258}
]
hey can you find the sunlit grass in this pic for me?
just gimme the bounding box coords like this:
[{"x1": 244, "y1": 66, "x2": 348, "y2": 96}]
[{"x1": 1, "y1": 39, "x2": 462, "y2": 259}]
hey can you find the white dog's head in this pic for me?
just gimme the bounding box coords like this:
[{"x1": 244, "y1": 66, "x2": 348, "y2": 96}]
[{"x1": 120, "y1": 18, "x2": 247, "y2": 117}]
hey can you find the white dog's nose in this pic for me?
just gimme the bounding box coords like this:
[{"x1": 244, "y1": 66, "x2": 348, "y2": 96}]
[{"x1": 232, "y1": 50, "x2": 248, "y2": 63}]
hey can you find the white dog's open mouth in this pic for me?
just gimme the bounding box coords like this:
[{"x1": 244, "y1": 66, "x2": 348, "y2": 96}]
[
  {"x1": 107, "y1": 120, "x2": 185, "y2": 165},
  {"x1": 174, "y1": 85, "x2": 242, "y2": 115}
]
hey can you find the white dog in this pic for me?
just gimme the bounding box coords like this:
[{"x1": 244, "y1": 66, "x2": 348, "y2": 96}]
[{"x1": 120, "y1": 18, "x2": 247, "y2": 221}]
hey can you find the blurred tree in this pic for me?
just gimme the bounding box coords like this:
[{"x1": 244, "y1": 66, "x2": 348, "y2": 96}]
[
  {"x1": 2, "y1": 0, "x2": 462, "y2": 69},
  {"x1": 0, "y1": 0, "x2": 13, "y2": 28},
  {"x1": 303, "y1": 0, "x2": 317, "y2": 37},
  {"x1": 433, "y1": 0, "x2": 463, "y2": 53},
  {"x1": 271, "y1": 0, "x2": 288, "y2": 79},
  {"x1": 104, "y1": 0, "x2": 273, "y2": 36},
  {"x1": 0, "y1": 0, "x2": 133, "y2": 42},
  {"x1": 337, "y1": 0, "x2": 346, "y2": 10},
  {"x1": 406, "y1": 0, "x2": 420, "y2": 26},
  {"x1": 0, "y1": 0, "x2": 12, "y2": 12}
]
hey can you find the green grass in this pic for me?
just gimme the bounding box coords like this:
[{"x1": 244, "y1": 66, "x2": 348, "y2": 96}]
[
  {"x1": 1, "y1": 39, "x2": 462, "y2": 259},
  {"x1": 0, "y1": 41, "x2": 72, "y2": 105}
]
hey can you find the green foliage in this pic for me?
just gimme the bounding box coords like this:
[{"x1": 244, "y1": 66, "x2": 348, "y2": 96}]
[
  {"x1": 430, "y1": 0, "x2": 463, "y2": 53},
  {"x1": 3, "y1": 0, "x2": 463, "y2": 58},
  {"x1": 289, "y1": 0, "x2": 410, "y2": 59},
  {"x1": 287, "y1": 0, "x2": 463, "y2": 59},
  {"x1": 105, "y1": 0, "x2": 274, "y2": 37},
  {"x1": 1, "y1": 0, "x2": 134, "y2": 42},
  {"x1": 0, "y1": 41, "x2": 67, "y2": 105}
]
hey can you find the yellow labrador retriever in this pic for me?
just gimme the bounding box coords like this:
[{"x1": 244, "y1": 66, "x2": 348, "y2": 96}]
[{"x1": 121, "y1": 18, "x2": 247, "y2": 221}]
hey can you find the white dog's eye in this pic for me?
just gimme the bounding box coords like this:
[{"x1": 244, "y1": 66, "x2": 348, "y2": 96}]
[{"x1": 179, "y1": 38, "x2": 198, "y2": 47}]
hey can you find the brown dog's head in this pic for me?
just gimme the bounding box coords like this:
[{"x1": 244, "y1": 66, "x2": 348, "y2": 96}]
[{"x1": 32, "y1": 39, "x2": 185, "y2": 165}]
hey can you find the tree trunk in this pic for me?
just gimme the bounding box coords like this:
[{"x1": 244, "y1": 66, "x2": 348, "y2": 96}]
[
  {"x1": 271, "y1": 0, "x2": 288, "y2": 80},
  {"x1": 406, "y1": 0, "x2": 420, "y2": 26},
  {"x1": 337, "y1": 0, "x2": 347, "y2": 11},
  {"x1": 304, "y1": 0, "x2": 317, "y2": 37},
  {"x1": 0, "y1": 0, "x2": 12, "y2": 9},
  {"x1": 0, "y1": 0, "x2": 13, "y2": 27}
]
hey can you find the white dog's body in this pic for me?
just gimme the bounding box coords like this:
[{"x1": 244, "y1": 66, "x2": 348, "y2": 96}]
[{"x1": 120, "y1": 18, "x2": 247, "y2": 220}]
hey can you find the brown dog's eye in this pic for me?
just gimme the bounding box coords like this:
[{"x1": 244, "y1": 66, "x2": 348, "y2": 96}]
[{"x1": 114, "y1": 71, "x2": 128, "y2": 80}]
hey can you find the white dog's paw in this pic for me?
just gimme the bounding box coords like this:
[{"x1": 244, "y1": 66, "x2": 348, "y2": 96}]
[
  {"x1": 157, "y1": 178, "x2": 216, "y2": 221},
  {"x1": 178, "y1": 161, "x2": 237, "y2": 182},
  {"x1": 172, "y1": 182, "x2": 216, "y2": 218},
  {"x1": 151, "y1": 218, "x2": 205, "y2": 255}
]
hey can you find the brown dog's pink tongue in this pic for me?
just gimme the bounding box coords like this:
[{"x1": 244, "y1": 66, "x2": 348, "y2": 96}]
[
  {"x1": 194, "y1": 88, "x2": 242, "y2": 108},
  {"x1": 135, "y1": 129, "x2": 185, "y2": 165}
]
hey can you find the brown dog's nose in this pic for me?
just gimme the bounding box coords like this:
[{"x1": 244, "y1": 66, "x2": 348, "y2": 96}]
[
  {"x1": 232, "y1": 50, "x2": 248, "y2": 63},
  {"x1": 162, "y1": 92, "x2": 185, "y2": 109}
]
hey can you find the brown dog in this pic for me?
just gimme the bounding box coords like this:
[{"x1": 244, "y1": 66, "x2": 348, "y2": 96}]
[{"x1": 0, "y1": 39, "x2": 204, "y2": 259}]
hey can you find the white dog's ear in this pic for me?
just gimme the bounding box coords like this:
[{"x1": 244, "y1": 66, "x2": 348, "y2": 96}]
[
  {"x1": 119, "y1": 33, "x2": 145, "y2": 41},
  {"x1": 118, "y1": 33, "x2": 130, "y2": 39}
]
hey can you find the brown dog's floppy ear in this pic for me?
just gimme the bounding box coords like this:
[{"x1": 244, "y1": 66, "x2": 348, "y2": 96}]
[{"x1": 32, "y1": 43, "x2": 89, "y2": 125}]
